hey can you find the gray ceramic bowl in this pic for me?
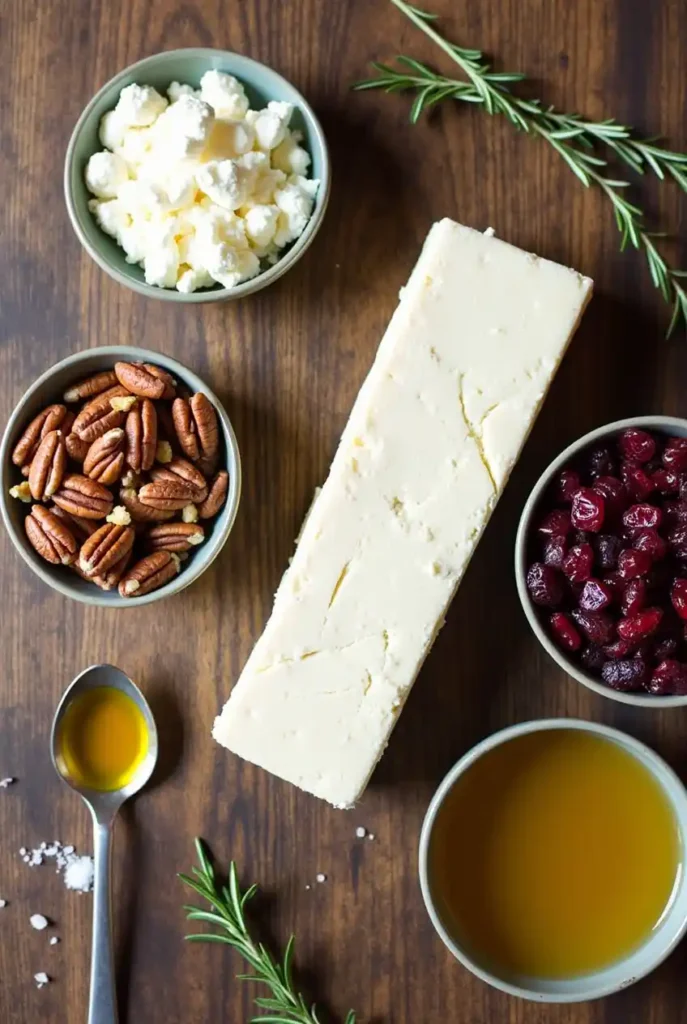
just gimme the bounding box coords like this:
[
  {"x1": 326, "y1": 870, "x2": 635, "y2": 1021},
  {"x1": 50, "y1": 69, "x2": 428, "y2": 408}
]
[
  {"x1": 515, "y1": 416, "x2": 687, "y2": 707},
  {"x1": 0, "y1": 346, "x2": 241, "y2": 607},
  {"x1": 420, "y1": 718, "x2": 687, "y2": 1002},
  {"x1": 64, "y1": 48, "x2": 330, "y2": 302}
]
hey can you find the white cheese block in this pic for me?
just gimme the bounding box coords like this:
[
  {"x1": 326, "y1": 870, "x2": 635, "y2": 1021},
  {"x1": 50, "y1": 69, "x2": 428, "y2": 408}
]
[{"x1": 213, "y1": 218, "x2": 593, "y2": 807}]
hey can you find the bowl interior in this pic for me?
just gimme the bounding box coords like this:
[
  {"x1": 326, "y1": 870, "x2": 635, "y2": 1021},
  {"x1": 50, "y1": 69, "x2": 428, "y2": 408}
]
[
  {"x1": 0, "y1": 346, "x2": 240, "y2": 607},
  {"x1": 66, "y1": 49, "x2": 328, "y2": 301},
  {"x1": 515, "y1": 417, "x2": 687, "y2": 707},
  {"x1": 420, "y1": 719, "x2": 687, "y2": 1002}
]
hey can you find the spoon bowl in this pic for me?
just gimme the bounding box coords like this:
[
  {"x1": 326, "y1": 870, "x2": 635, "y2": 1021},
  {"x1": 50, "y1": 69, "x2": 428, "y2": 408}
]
[{"x1": 51, "y1": 664, "x2": 158, "y2": 1024}]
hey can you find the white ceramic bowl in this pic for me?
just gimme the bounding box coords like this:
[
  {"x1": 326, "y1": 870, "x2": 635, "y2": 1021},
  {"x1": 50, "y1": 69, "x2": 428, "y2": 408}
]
[{"x1": 419, "y1": 719, "x2": 687, "y2": 1002}]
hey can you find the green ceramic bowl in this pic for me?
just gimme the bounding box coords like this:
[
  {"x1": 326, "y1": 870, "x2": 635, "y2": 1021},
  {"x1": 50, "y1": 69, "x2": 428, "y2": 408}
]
[
  {"x1": 0, "y1": 346, "x2": 241, "y2": 607},
  {"x1": 64, "y1": 49, "x2": 330, "y2": 302}
]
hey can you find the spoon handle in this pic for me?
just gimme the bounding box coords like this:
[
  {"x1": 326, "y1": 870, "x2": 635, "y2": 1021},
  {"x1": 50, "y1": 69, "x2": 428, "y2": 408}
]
[{"x1": 88, "y1": 819, "x2": 118, "y2": 1024}]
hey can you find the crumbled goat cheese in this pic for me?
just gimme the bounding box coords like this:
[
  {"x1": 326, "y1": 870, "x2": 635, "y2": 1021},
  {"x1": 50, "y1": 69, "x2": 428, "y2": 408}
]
[
  {"x1": 34, "y1": 972, "x2": 50, "y2": 988},
  {"x1": 85, "y1": 74, "x2": 319, "y2": 292},
  {"x1": 30, "y1": 914, "x2": 49, "y2": 930}
]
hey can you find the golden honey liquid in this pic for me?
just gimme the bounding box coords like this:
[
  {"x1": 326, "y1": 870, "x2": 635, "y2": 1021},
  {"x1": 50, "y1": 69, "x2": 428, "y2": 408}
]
[
  {"x1": 430, "y1": 730, "x2": 681, "y2": 978},
  {"x1": 58, "y1": 687, "x2": 148, "y2": 792}
]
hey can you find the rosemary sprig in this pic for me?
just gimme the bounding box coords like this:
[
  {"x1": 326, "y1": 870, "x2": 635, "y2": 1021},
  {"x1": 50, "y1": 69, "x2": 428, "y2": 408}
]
[
  {"x1": 179, "y1": 839, "x2": 357, "y2": 1024},
  {"x1": 355, "y1": 0, "x2": 687, "y2": 335}
]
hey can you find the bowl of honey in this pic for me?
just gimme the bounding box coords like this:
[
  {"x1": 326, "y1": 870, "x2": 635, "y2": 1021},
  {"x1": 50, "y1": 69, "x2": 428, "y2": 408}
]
[{"x1": 419, "y1": 719, "x2": 687, "y2": 1001}]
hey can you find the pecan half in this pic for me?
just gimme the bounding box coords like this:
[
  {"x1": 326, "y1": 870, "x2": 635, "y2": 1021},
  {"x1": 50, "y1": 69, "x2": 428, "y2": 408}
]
[
  {"x1": 137, "y1": 479, "x2": 197, "y2": 510},
  {"x1": 119, "y1": 487, "x2": 175, "y2": 523},
  {"x1": 143, "y1": 363, "x2": 176, "y2": 400},
  {"x1": 147, "y1": 522, "x2": 205, "y2": 552},
  {"x1": 198, "y1": 470, "x2": 229, "y2": 519},
  {"x1": 118, "y1": 551, "x2": 180, "y2": 597},
  {"x1": 65, "y1": 432, "x2": 91, "y2": 463},
  {"x1": 171, "y1": 394, "x2": 219, "y2": 463},
  {"x1": 52, "y1": 474, "x2": 113, "y2": 519},
  {"x1": 25, "y1": 505, "x2": 78, "y2": 565},
  {"x1": 92, "y1": 549, "x2": 132, "y2": 590},
  {"x1": 28, "y1": 430, "x2": 66, "y2": 500},
  {"x1": 72, "y1": 386, "x2": 129, "y2": 444},
  {"x1": 149, "y1": 457, "x2": 208, "y2": 502},
  {"x1": 52, "y1": 505, "x2": 99, "y2": 541},
  {"x1": 63, "y1": 370, "x2": 118, "y2": 403},
  {"x1": 79, "y1": 522, "x2": 135, "y2": 578},
  {"x1": 83, "y1": 428, "x2": 125, "y2": 485},
  {"x1": 114, "y1": 362, "x2": 167, "y2": 399},
  {"x1": 12, "y1": 404, "x2": 67, "y2": 467},
  {"x1": 125, "y1": 399, "x2": 157, "y2": 473}
]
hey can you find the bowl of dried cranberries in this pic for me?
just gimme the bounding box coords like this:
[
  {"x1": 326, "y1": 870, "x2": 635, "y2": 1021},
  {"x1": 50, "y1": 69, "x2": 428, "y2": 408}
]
[{"x1": 516, "y1": 417, "x2": 687, "y2": 706}]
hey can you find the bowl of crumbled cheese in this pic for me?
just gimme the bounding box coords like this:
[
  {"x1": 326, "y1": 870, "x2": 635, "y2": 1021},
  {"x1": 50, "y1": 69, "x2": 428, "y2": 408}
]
[{"x1": 64, "y1": 49, "x2": 330, "y2": 301}]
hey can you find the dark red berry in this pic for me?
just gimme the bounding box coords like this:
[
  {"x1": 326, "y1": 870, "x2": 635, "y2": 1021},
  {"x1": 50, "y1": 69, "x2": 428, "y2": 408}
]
[
  {"x1": 602, "y1": 570, "x2": 625, "y2": 601},
  {"x1": 647, "y1": 659, "x2": 687, "y2": 695},
  {"x1": 579, "y1": 578, "x2": 613, "y2": 612},
  {"x1": 633, "y1": 528, "x2": 668, "y2": 562},
  {"x1": 557, "y1": 469, "x2": 581, "y2": 503},
  {"x1": 668, "y1": 525, "x2": 687, "y2": 557},
  {"x1": 580, "y1": 644, "x2": 607, "y2": 674},
  {"x1": 621, "y1": 462, "x2": 655, "y2": 501},
  {"x1": 664, "y1": 501, "x2": 687, "y2": 524},
  {"x1": 679, "y1": 475, "x2": 687, "y2": 501},
  {"x1": 538, "y1": 509, "x2": 571, "y2": 537},
  {"x1": 617, "y1": 548, "x2": 652, "y2": 580},
  {"x1": 571, "y1": 488, "x2": 605, "y2": 532},
  {"x1": 526, "y1": 563, "x2": 563, "y2": 607},
  {"x1": 622, "y1": 504, "x2": 663, "y2": 531},
  {"x1": 671, "y1": 579, "x2": 687, "y2": 621},
  {"x1": 592, "y1": 476, "x2": 628, "y2": 519},
  {"x1": 662, "y1": 439, "x2": 687, "y2": 473},
  {"x1": 543, "y1": 535, "x2": 567, "y2": 569},
  {"x1": 594, "y1": 534, "x2": 622, "y2": 570},
  {"x1": 621, "y1": 578, "x2": 647, "y2": 617},
  {"x1": 562, "y1": 544, "x2": 594, "y2": 583},
  {"x1": 619, "y1": 428, "x2": 656, "y2": 464},
  {"x1": 617, "y1": 607, "x2": 663, "y2": 642},
  {"x1": 652, "y1": 468, "x2": 680, "y2": 494},
  {"x1": 653, "y1": 637, "x2": 679, "y2": 662},
  {"x1": 549, "y1": 612, "x2": 582, "y2": 652},
  {"x1": 602, "y1": 658, "x2": 649, "y2": 691},
  {"x1": 603, "y1": 638, "x2": 635, "y2": 660},
  {"x1": 571, "y1": 609, "x2": 615, "y2": 645},
  {"x1": 588, "y1": 447, "x2": 616, "y2": 478}
]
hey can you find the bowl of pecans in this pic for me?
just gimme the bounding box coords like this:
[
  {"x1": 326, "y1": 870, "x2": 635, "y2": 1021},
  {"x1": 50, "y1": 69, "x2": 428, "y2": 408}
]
[{"x1": 0, "y1": 346, "x2": 241, "y2": 606}]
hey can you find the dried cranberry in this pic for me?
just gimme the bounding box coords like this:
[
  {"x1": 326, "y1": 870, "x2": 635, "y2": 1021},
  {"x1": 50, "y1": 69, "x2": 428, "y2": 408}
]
[
  {"x1": 549, "y1": 612, "x2": 582, "y2": 652},
  {"x1": 621, "y1": 462, "x2": 655, "y2": 501},
  {"x1": 653, "y1": 468, "x2": 680, "y2": 494},
  {"x1": 571, "y1": 488, "x2": 605, "y2": 532},
  {"x1": 592, "y1": 476, "x2": 627, "y2": 519},
  {"x1": 617, "y1": 549, "x2": 652, "y2": 580},
  {"x1": 617, "y1": 607, "x2": 663, "y2": 642},
  {"x1": 668, "y1": 525, "x2": 687, "y2": 556},
  {"x1": 562, "y1": 544, "x2": 594, "y2": 583},
  {"x1": 526, "y1": 563, "x2": 563, "y2": 607},
  {"x1": 543, "y1": 535, "x2": 567, "y2": 569},
  {"x1": 653, "y1": 637, "x2": 679, "y2": 662},
  {"x1": 671, "y1": 579, "x2": 687, "y2": 621},
  {"x1": 621, "y1": 578, "x2": 647, "y2": 617},
  {"x1": 647, "y1": 659, "x2": 687, "y2": 695},
  {"x1": 571, "y1": 609, "x2": 615, "y2": 645},
  {"x1": 633, "y1": 528, "x2": 668, "y2": 562},
  {"x1": 602, "y1": 570, "x2": 625, "y2": 601},
  {"x1": 680, "y1": 475, "x2": 687, "y2": 501},
  {"x1": 603, "y1": 638, "x2": 635, "y2": 659},
  {"x1": 580, "y1": 644, "x2": 607, "y2": 674},
  {"x1": 594, "y1": 534, "x2": 622, "y2": 570},
  {"x1": 538, "y1": 509, "x2": 572, "y2": 537},
  {"x1": 588, "y1": 447, "x2": 616, "y2": 478},
  {"x1": 602, "y1": 658, "x2": 649, "y2": 691},
  {"x1": 664, "y1": 501, "x2": 687, "y2": 525},
  {"x1": 619, "y1": 428, "x2": 656, "y2": 464},
  {"x1": 557, "y1": 469, "x2": 581, "y2": 503},
  {"x1": 579, "y1": 578, "x2": 613, "y2": 612},
  {"x1": 622, "y1": 503, "x2": 663, "y2": 531},
  {"x1": 662, "y1": 439, "x2": 687, "y2": 473}
]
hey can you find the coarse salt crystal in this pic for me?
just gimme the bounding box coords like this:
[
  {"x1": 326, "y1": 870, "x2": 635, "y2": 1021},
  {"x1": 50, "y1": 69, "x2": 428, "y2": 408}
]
[
  {"x1": 34, "y1": 972, "x2": 49, "y2": 988},
  {"x1": 0, "y1": 899, "x2": 7, "y2": 908},
  {"x1": 355, "y1": 827, "x2": 366, "y2": 839},
  {"x1": 49, "y1": 937, "x2": 59, "y2": 946},
  {"x1": 367, "y1": 834, "x2": 375, "y2": 841},
  {"x1": 315, "y1": 873, "x2": 326, "y2": 883},
  {"x1": 64, "y1": 855, "x2": 95, "y2": 893},
  {"x1": 0, "y1": 777, "x2": 14, "y2": 787},
  {"x1": 30, "y1": 914, "x2": 49, "y2": 930}
]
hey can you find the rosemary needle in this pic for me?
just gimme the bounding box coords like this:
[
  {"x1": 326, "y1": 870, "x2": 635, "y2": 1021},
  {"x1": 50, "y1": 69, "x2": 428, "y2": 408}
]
[
  {"x1": 179, "y1": 839, "x2": 357, "y2": 1024},
  {"x1": 355, "y1": 0, "x2": 687, "y2": 336}
]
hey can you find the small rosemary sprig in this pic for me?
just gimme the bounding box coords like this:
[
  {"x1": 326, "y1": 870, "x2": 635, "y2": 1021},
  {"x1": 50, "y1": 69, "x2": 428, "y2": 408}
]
[
  {"x1": 180, "y1": 839, "x2": 357, "y2": 1024},
  {"x1": 355, "y1": 0, "x2": 687, "y2": 335}
]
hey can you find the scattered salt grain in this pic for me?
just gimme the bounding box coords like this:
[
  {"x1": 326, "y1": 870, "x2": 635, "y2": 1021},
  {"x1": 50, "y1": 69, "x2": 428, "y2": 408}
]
[
  {"x1": 65, "y1": 856, "x2": 94, "y2": 893},
  {"x1": 355, "y1": 827, "x2": 366, "y2": 839},
  {"x1": 305, "y1": 884, "x2": 311, "y2": 890},
  {"x1": 19, "y1": 841, "x2": 94, "y2": 892},
  {"x1": 0, "y1": 899, "x2": 7, "y2": 908},
  {"x1": 367, "y1": 834, "x2": 375, "y2": 841},
  {"x1": 34, "y1": 972, "x2": 49, "y2": 988},
  {"x1": 0, "y1": 777, "x2": 14, "y2": 788},
  {"x1": 30, "y1": 914, "x2": 49, "y2": 931},
  {"x1": 316, "y1": 873, "x2": 327, "y2": 883},
  {"x1": 49, "y1": 937, "x2": 59, "y2": 946}
]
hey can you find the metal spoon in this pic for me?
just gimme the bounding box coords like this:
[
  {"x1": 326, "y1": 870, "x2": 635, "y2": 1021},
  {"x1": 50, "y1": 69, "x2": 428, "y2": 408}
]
[{"x1": 51, "y1": 664, "x2": 158, "y2": 1024}]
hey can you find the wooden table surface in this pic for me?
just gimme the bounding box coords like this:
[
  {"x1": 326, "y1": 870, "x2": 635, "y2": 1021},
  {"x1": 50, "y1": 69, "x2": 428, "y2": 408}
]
[{"x1": 1, "y1": 0, "x2": 686, "y2": 1021}]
